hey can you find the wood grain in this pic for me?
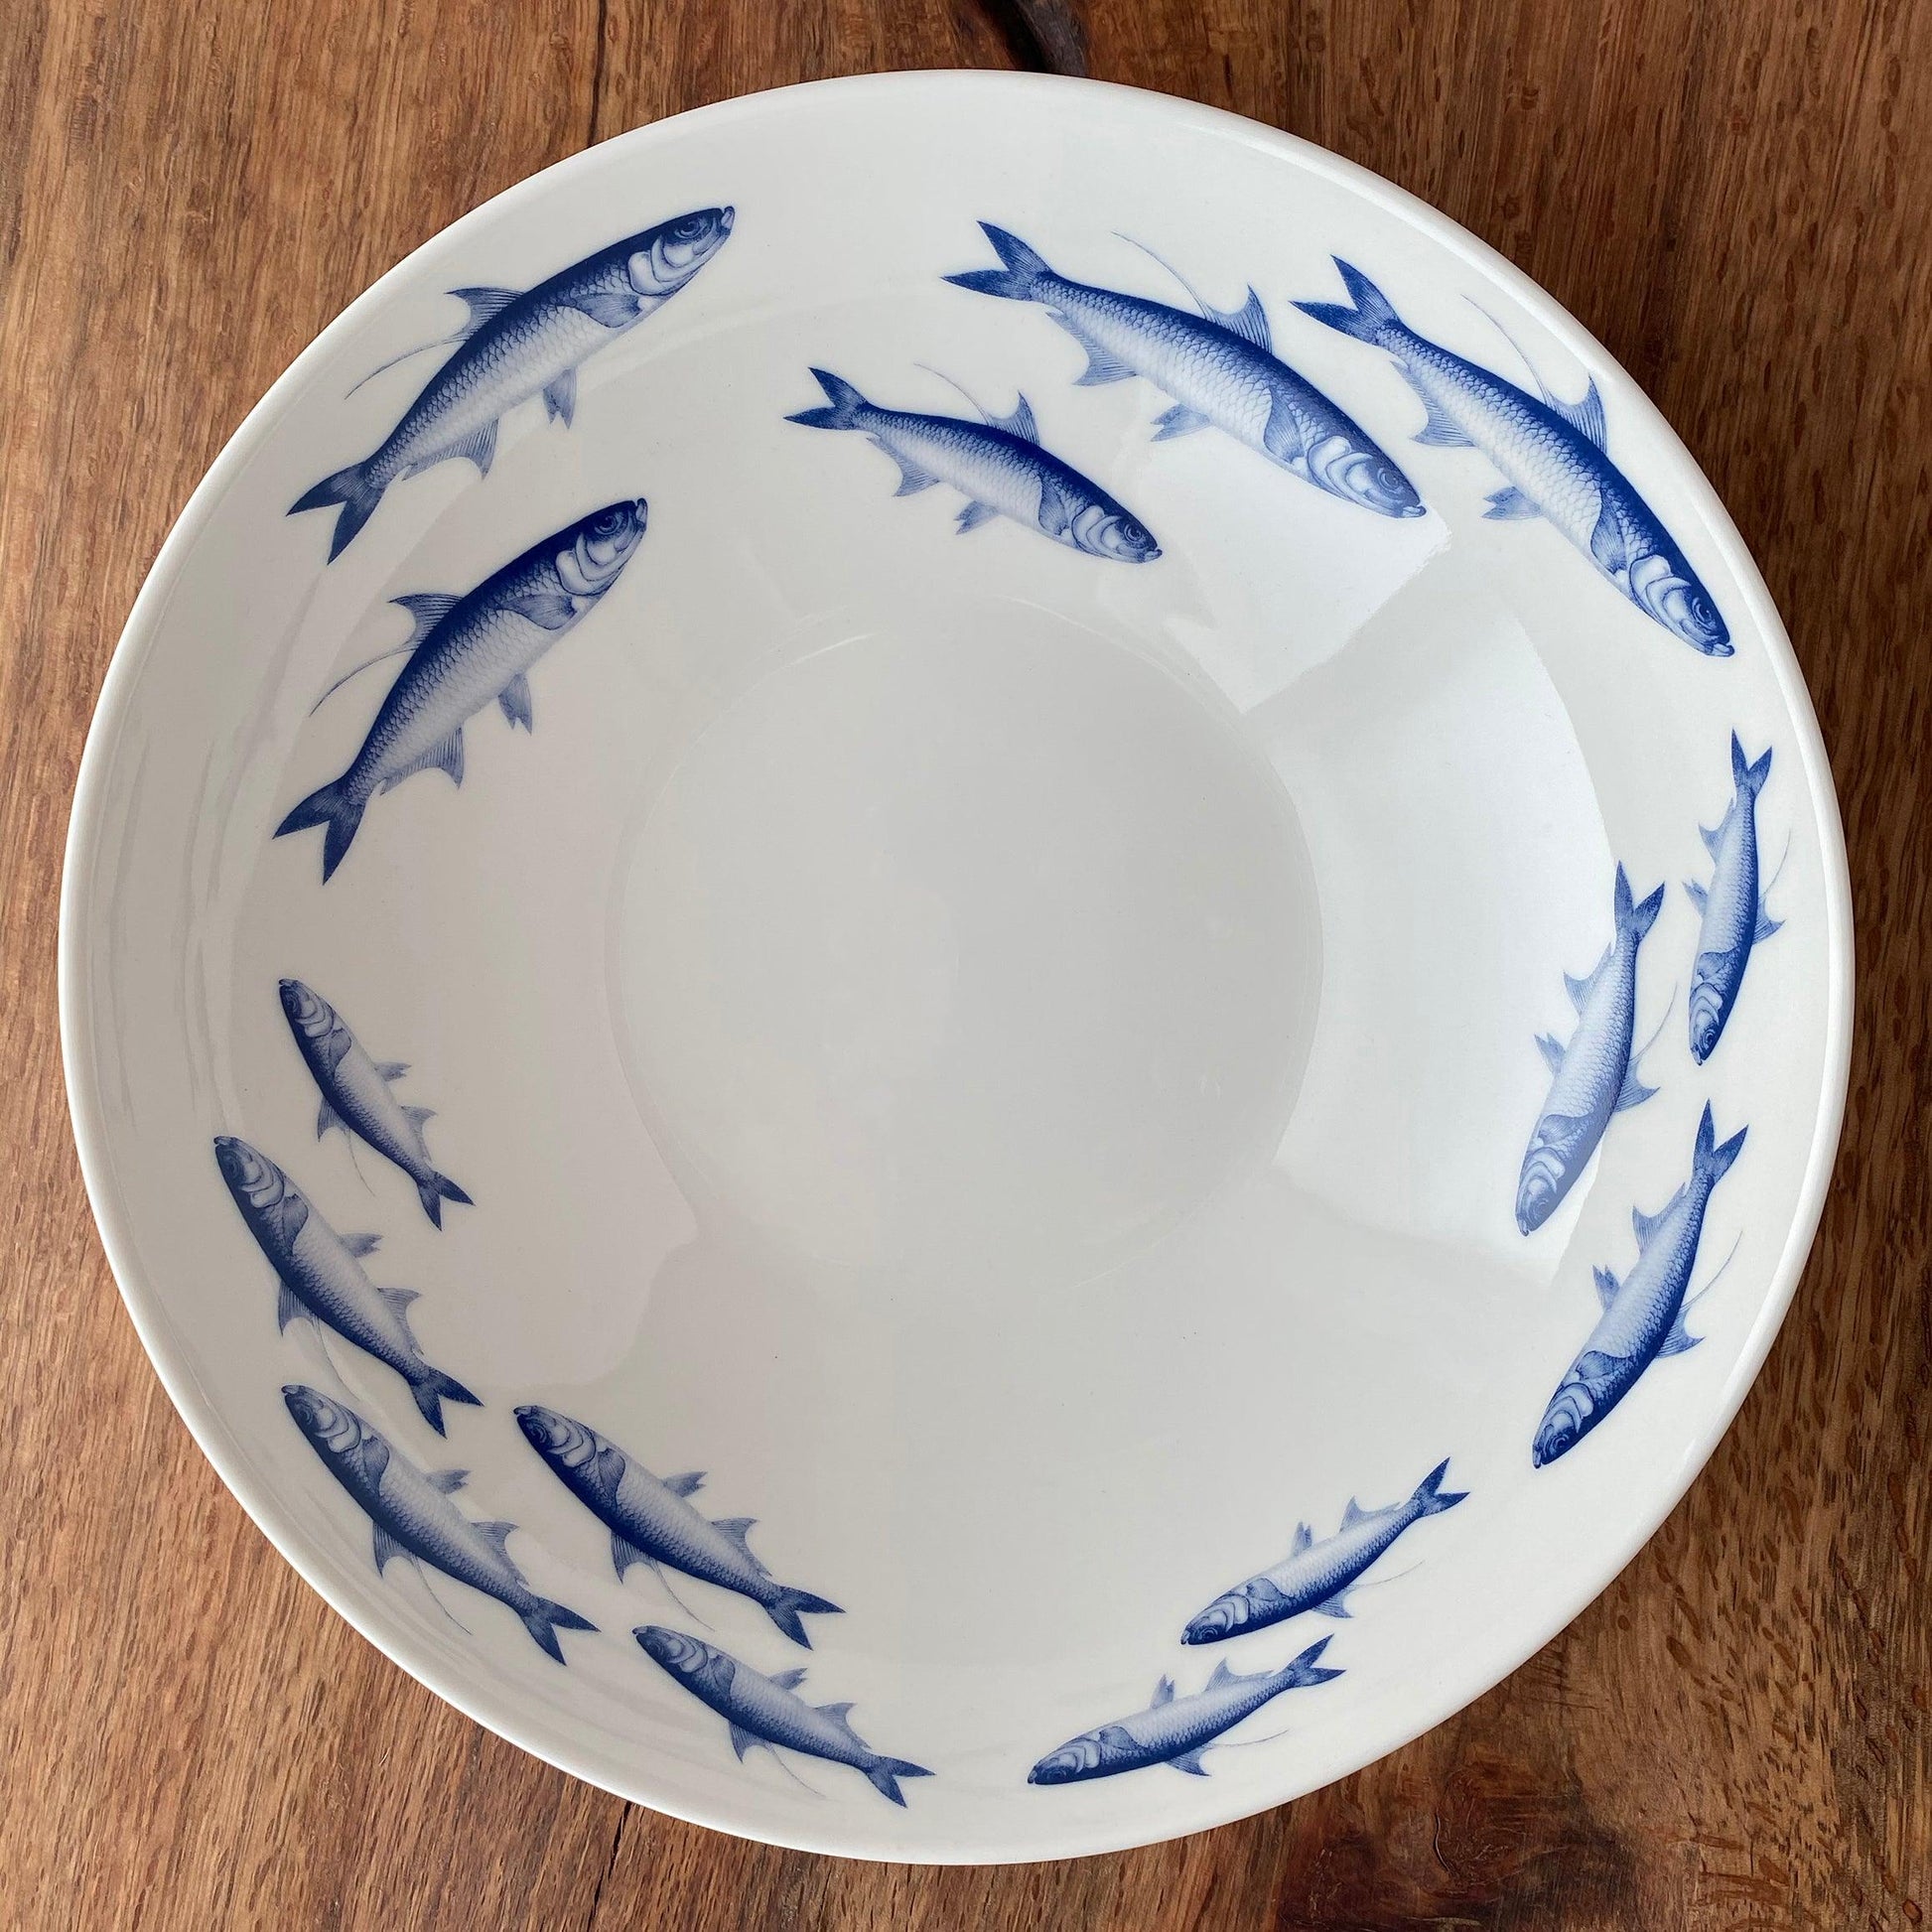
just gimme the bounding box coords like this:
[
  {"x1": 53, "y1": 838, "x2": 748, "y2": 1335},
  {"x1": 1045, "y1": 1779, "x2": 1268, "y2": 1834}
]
[{"x1": 2, "y1": 1, "x2": 1926, "y2": 1925}]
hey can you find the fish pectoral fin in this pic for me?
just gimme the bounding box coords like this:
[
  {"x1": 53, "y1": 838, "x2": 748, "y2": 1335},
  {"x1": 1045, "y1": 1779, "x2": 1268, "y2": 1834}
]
[
  {"x1": 542, "y1": 367, "x2": 577, "y2": 428},
  {"x1": 274, "y1": 1279, "x2": 307, "y2": 1332},
  {"x1": 505, "y1": 585, "x2": 578, "y2": 628},
  {"x1": 663, "y1": 1470, "x2": 705, "y2": 1497},
  {"x1": 1613, "y1": 1064, "x2": 1658, "y2": 1112},
  {"x1": 1152, "y1": 403, "x2": 1211, "y2": 441},
  {"x1": 316, "y1": 1098, "x2": 345, "y2": 1139},
  {"x1": 427, "y1": 1467, "x2": 469, "y2": 1493},
  {"x1": 498, "y1": 673, "x2": 534, "y2": 732},
  {"x1": 1168, "y1": 1749, "x2": 1211, "y2": 1777},
  {"x1": 341, "y1": 1232, "x2": 381, "y2": 1258},
  {"x1": 1413, "y1": 395, "x2": 1474, "y2": 447},
  {"x1": 448, "y1": 286, "x2": 520, "y2": 336},
  {"x1": 1531, "y1": 1110, "x2": 1587, "y2": 1152},
  {"x1": 274, "y1": 1192, "x2": 310, "y2": 1244},
  {"x1": 954, "y1": 499, "x2": 998, "y2": 534},
  {"x1": 1592, "y1": 1266, "x2": 1621, "y2": 1310},
  {"x1": 1587, "y1": 497, "x2": 1629, "y2": 574},
  {"x1": 1685, "y1": 879, "x2": 1710, "y2": 911},
  {"x1": 379, "y1": 727, "x2": 466, "y2": 792},
  {"x1": 1483, "y1": 484, "x2": 1540, "y2": 520},
  {"x1": 1035, "y1": 476, "x2": 1072, "y2": 539},
  {"x1": 1535, "y1": 1032, "x2": 1568, "y2": 1074},
  {"x1": 611, "y1": 1531, "x2": 653, "y2": 1579},
  {"x1": 357, "y1": 1434, "x2": 391, "y2": 1485},
  {"x1": 371, "y1": 1523, "x2": 407, "y2": 1573},
  {"x1": 391, "y1": 593, "x2": 461, "y2": 646},
  {"x1": 564, "y1": 288, "x2": 643, "y2": 330},
  {"x1": 726, "y1": 1723, "x2": 766, "y2": 1761}
]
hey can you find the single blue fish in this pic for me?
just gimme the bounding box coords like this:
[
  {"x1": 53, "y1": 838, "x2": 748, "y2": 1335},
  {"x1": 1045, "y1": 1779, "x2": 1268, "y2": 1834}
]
[
  {"x1": 292, "y1": 207, "x2": 733, "y2": 558},
  {"x1": 279, "y1": 979, "x2": 471, "y2": 1227},
  {"x1": 284, "y1": 1385, "x2": 595, "y2": 1661},
  {"x1": 945, "y1": 224, "x2": 1423, "y2": 517},
  {"x1": 1532, "y1": 1103, "x2": 1746, "y2": 1467},
  {"x1": 1180, "y1": 1463, "x2": 1466, "y2": 1644},
  {"x1": 633, "y1": 1626, "x2": 931, "y2": 1805},
  {"x1": 1686, "y1": 734, "x2": 1780, "y2": 1063},
  {"x1": 214, "y1": 1136, "x2": 478, "y2": 1434},
  {"x1": 1294, "y1": 260, "x2": 1730, "y2": 654},
  {"x1": 515, "y1": 1406, "x2": 842, "y2": 1647},
  {"x1": 1516, "y1": 864, "x2": 1666, "y2": 1234},
  {"x1": 785, "y1": 368, "x2": 1160, "y2": 561},
  {"x1": 1028, "y1": 1640, "x2": 1342, "y2": 1784},
  {"x1": 275, "y1": 499, "x2": 647, "y2": 881}
]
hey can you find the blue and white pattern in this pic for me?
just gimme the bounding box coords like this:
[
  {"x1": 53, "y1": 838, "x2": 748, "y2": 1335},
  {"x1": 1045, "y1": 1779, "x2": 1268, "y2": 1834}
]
[
  {"x1": 213, "y1": 1137, "x2": 478, "y2": 1434},
  {"x1": 786, "y1": 368, "x2": 1160, "y2": 560},
  {"x1": 1533, "y1": 1104, "x2": 1746, "y2": 1466},
  {"x1": 279, "y1": 979, "x2": 471, "y2": 1228},
  {"x1": 515, "y1": 1406, "x2": 842, "y2": 1646},
  {"x1": 1295, "y1": 260, "x2": 1730, "y2": 654},
  {"x1": 285, "y1": 1385, "x2": 596, "y2": 1661},
  {"x1": 945, "y1": 224, "x2": 1424, "y2": 517},
  {"x1": 1181, "y1": 1462, "x2": 1466, "y2": 1644},
  {"x1": 634, "y1": 1626, "x2": 931, "y2": 1804},
  {"x1": 1516, "y1": 865, "x2": 1666, "y2": 1234},
  {"x1": 1028, "y1": 1640, "x2": 1342, "y2": 1784},
  {"x1": 275, "y1": 500, "x2": 647, "y2": 881},
  {"x1": 1686, "y1": 734, "x2": 1781, "y2": 1063},
  {"x1": 291, "y1": 208, "x2": 734, "y2": 558}
]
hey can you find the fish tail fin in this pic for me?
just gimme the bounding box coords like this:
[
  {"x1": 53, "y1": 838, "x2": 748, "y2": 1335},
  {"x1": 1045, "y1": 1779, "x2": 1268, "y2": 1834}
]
[
  {"x1": 1614, "y1": 863, "x2": 1666, "y2": 942},
  {"x1": 762, "y1": 1587, "x2": 844, "y2": 1647},
  {"x1": 1293, "y1": 257, "x2": 1401, "y2": 344},
  {"x1": 289, "y1": 460, "x2": 385, "y2": 561},
  {"x1": 410, "y1": 1365, "x2": 482, "y2": 1436},
  {"x1": 943, "y1": 222, "x2": 1051, "y2": 300},
  {"x1": 274, "y1": 777, "x2": 368, "y2": 883},
  {"x1": 864, "y1": 1757, "x2": 933, "y2": 1807},
  {"x1": 786, "y1": 367, "x2": 870, "y2": 431},
  {"x1": 521, "y1": 1596, "x2": 598, "y2": 1663},
  {"x1": 1694, "y1": 1103, "x2": 1747, "y2": 1186},
  {"x1": 416, "y1": 1171, "x2": 475, "y2": 1229},
  {"x1": 1731, "y1": 732, "x2": 1773, "y2": 798},
  {"x1": 1413, "y1": 1457, "x2": 1469, "y2": 1516},
  {"x1": 1280, "y1": 1636, "x2": 1346, "y2": 1690}
]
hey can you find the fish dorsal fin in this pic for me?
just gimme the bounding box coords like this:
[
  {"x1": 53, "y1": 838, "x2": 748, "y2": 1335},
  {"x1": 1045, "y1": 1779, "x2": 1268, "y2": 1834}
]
[
  {"x1": 769, "y1": 1666, "x2": 807, "y2": 1693},
  {"x1": 1292, "y1": 1522, "x2": 1313, "y2": 1554},
  {"x1": 391, "y1": 593, "x2": 460, "y2": 646},
  {"x1": 990, "y1": 393, "x2": 1038, "y2": 443},
  {"x1": 610, "y1": 1531, "x2": 651, "y2": 1578},
  {"x1": 316, "y1": 1097, "x2": 345, "y2": 1139},
  {"x1": 711, "y1": 1516, "x2": 767, "y2": 1575},
  {"x1": 1151, "y1": 1674, "x2": 1175, "y2": 1706},
  {"x1": 1169, "y1": 1747, "x2": 1210, "y2": 1776},
  {"x1": 448, "y1": 286, "x2": 520, "y2": 337},
  {"x1": 1340, "y1": 1497, "x2": 1367, "y2": 1528},
  {"x1": 275, "y1": 1280, "x2": 307, "y2": 1332},
  {"x1": 427, "y1": 1467, "x2": 468, "y2": 1493},
  {"x1": 1613, "y1": 1063, "x2": 1657, "y2": 1113},
  {"x1": 726, "y1": 1724, "x2": 764, "y2": 1760},
  {"x1": 1211, "y1": 286, "x2": 1273, "y2": 350},
  {"x1": 371, "y1": 1523, "x2": 405, "y2": 1572},
  {"x1": 664, "y1": 1470, "x2": 705, "y2": 1497},
  {"x1": 473, "y1": 1520, "x2": 517, "y2": 1559},
  {"x1": 1548, "y1": 377, "x2": 1608, "y2": 451},
  {"x1": 1592, "y1": 1265, "x2": 1621, "y2": 1310},
  {"x1": 1658, "y1": 1308, "x2": 1703, "y2": 1357},
  {"x1": 1206, "y1": 1659, "x2": 1238, "y2": 1689}
]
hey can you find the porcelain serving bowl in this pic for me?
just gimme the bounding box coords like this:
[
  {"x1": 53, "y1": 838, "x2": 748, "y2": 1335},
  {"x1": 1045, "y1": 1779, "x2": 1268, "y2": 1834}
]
[{"x1": 62, "y1": 73, "x2": 1851, "y2": 1863}]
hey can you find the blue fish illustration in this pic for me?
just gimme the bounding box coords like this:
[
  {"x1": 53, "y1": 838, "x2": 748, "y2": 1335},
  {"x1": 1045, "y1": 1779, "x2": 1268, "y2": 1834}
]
[
  {"x1": 785, "y1": 368, "x2": 1160, "y2": 561},
  {"x1": 1533, "y1": 1104, "x2": 1746, "y2": 1467},
  {"x1": 515, "y1": 1406, "x2": 841, "y2": 1647},
  {"x1": 279, "y1": 979, "x2": 471, "y2": 1227},
  {"x1": 275, "y1": 500, "x2": 647, "y2": 881},
  {"x1": 1294, "y1": 261, "x2": 1730, "y2": 654},
  {"x1": 213, "y1": 1136, "x2": 478, "y2": 1434},
  {"x1": 291, "y1": 207, "x2": 733, "y2": 558},
  {"x1": 1029, "y1": 1640, "x2": 1342, "y2": 1784},
  {"x1": 944, "y1": 223, "x2": 1423, "y2": 517},
  {"x1": 1686, "y1": 734, "x2": 1780, "y2": 1062},
  {"x1": 1181, "y1": 1463, "x2": 1466, "y2": 1644},
  {"x1": 634, "y1": 1626, "x2": 931, "y2": 1805},
  {"x1": 285, "y1": 1385, "x2": 595, "y2": 1660},
  {"x1": 1516, "y1": 864, "x2": 1667, "y2": 1234}
]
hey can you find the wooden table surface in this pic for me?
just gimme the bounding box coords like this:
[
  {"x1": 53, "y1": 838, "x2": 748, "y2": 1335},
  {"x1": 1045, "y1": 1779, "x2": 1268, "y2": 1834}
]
[{"x1": 3, "y1": 1, "x2": 1928, "y2": 1925}]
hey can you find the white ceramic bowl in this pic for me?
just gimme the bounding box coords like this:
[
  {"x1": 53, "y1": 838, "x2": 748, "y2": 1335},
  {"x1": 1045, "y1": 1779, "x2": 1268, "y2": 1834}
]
[{"x1": 62, "y1": 72, "x2": 1852, "y2": 1863}]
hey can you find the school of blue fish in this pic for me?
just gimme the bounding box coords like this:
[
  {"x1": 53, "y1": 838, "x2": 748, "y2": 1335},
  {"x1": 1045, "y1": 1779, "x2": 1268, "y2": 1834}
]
[{"x1": 221, "y1": 200, "x2": 1792, "y2": 1812}]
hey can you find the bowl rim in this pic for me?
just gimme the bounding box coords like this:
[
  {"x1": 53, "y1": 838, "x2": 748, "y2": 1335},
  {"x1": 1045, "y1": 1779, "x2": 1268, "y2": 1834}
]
[{"x1": 59, "y1": 68, "x2": 1856, "y2": 1864}]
